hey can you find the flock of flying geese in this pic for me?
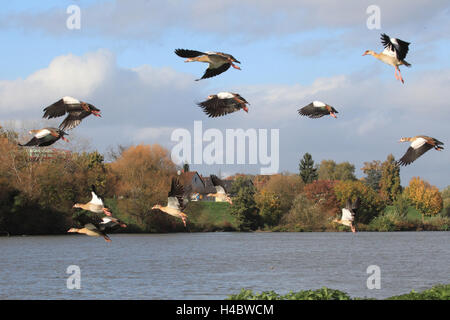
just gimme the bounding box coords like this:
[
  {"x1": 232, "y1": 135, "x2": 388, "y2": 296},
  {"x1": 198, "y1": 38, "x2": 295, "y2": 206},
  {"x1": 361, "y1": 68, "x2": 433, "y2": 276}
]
[{"x1": 13, "y1": 33, "x2": 444, "y2": 239}]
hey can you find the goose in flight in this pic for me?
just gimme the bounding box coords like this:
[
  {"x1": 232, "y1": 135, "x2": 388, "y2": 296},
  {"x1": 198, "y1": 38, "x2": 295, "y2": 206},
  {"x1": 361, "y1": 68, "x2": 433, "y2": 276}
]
[
  {"x1": 68, "y1": 213, "x2": 127, "y2": 242},
  {"x1": 151, "y1": 177, "x2": 188, "y2": 227},
  {"x1": 42, "y1": 96, "x2": 101, "y2": 131},
  {"x1": 363, "y1": 33, "x2": 411, "y2": 83},
  {"x1": 73, "y1": 185, "x2": 112, "y2": 216},
  {"x1": 175, "y1": 49, "x2": 241, "y2": 80},
  {"x1": 397, "y1": 136, "x2": 444, "y2": 166},
  {"x1": 298, "y1": 101, "x2": 338, "y2": 119},
  {"x1": 197, "y1": 92, "x2": 249, "y2": 118},
  {"x1": 207, "y1": 175, "x2": 232, "y2": 204},
  {"x1": 333, "y1": 197, "x2": 359, "y2": 233},
  {"x1": 18, "y1": 127, "x2": 68, "y2": 147}
]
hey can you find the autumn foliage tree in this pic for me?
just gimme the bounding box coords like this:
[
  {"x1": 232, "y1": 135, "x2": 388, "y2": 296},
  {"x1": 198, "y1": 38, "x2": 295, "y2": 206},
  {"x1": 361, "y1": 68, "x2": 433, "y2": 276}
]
[
  {"x1": 254, "y1": 190, "x2": 283, "y2": 227},
  {"x1": 303, "y1": 180, "x2": 339, "y2": 216},
  {"x1": 404, "y1": 177, "x2": 443, "y2": 222},
  {"x1": 109, "y1": 144, "x2": 177, "y2": 230},
  {"x1": 334, "y1": 180, "x2": 386, "y2": 224},
  {"x1": 256, "y1": 174, "x2": 304, "y2": 214}
]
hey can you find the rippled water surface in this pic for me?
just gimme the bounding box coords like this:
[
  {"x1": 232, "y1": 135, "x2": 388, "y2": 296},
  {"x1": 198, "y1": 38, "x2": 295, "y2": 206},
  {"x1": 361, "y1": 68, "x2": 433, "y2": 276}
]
[{"x1": 0, "y1": 232, "x2": 448, "y2": 299}]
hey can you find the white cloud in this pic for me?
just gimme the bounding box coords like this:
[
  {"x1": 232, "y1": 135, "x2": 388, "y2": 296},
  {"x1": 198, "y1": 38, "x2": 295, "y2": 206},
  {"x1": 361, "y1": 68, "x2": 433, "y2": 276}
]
[{"x1": 0, "y1": 49, "x2": 448, "y2": 187}]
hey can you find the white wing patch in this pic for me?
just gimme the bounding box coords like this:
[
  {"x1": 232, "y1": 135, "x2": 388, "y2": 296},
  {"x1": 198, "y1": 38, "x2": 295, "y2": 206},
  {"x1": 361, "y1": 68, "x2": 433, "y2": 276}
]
[
  {"x1": 167, "y1": 197, "x2": 181, "y2": 210},
  {"x1": 90, "y1": 191, "x2": 103, "y2": 205},
  {"x1": 382, "y1": 48, "x2": 396, "y2": 58},
  {"x1": 341, "y1": 208, "x2": 354, "y2": 222},
  {"x1": 411, "y1": 138, "x2": 427, "y2": 149},
  {"x1": 215, "y1": 186, "x2": 226, "y2": 194},
  {"x1": 62, "y1": 96, "x2": 80, "y2": 104},
  {"x1": 35, "y1": 129, "x2": 51, "y2": 138},
  {"x1": 312, "y1": 101, "x2": 326, "y2": 107},
  {"x1": 217, "y1": 92, "x2": 234, "y2": 99}
]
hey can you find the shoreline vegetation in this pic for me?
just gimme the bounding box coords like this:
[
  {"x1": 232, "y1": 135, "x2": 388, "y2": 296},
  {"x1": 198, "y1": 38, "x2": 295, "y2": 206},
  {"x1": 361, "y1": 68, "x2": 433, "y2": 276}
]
[
  {"x1": 227, "y1": 284, "x2": 450, "y2": 300},
  {"x1": 1, "y1": 128, "x2": 449, "y2": 236}
]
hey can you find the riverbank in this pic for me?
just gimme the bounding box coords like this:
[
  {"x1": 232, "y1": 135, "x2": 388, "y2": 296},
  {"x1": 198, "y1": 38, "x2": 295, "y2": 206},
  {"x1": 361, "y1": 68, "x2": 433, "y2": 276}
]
[
  {"x1": 1, "y1": 200, "x2": 449, "y2": 236},
  {"x1": 228, "y1": 284, "x2": 450, "y2": 300}
]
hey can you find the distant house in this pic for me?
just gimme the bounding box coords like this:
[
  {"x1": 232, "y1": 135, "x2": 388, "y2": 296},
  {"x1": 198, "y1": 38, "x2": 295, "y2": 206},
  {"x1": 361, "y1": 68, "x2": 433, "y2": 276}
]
[{"x1": 178, "y1": 171, "x2": 235, "y2": 202}]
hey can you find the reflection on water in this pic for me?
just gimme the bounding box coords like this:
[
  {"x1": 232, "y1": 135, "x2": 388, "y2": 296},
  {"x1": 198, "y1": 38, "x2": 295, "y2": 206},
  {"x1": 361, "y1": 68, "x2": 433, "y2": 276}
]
[{"x1": 0, "y1": 232, "x2": 449, "y2": 299}]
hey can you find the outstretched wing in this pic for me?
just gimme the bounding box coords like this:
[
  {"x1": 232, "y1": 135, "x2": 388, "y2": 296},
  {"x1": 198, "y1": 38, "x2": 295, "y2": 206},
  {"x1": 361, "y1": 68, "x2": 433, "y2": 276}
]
[
  {"x1": 197, "y1": 63, "x2": 230, "y2": 81},
  {"x1": 174, "y1": 49, "x2": 206, "y2": 58},
  {"x1": 341, "y1": 208, "x2": 354, "y2": 222},
  {"x1": 58, "y1": 111, "x2": 91, "y2": 131},
  {"x1": 298, "y1": 103, "x2": 328, "y2": 119},
  {"x1": 197, "y1": 96, "x2": 240, "y2": 118},
  {"x1": 210, "y1": 174, "x2": 227, "y2": 194},
  {"x1": 43, "y1": 98, "x2": 72, "y2": 119},
  {"x1": 90, "y1": 185, "x2": 104, "y2": 206},
  {"x1": 167, "y1": 177, "x2": 185, "y2": 210},
  {"x1": 398, "y1": 144, "x2": 433, "y2": 166},
  {"x1": 73, "y1": 213, "x2": 103, "y2": 228},
  {"x1": 381, "y1": 33, "x2": 410, "y2": 61}
]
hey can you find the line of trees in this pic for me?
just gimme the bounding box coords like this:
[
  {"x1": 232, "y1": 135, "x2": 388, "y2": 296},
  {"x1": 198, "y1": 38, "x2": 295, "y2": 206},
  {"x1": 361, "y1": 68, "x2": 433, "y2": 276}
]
[
  {"x1": 228, "y1": 153, "x2": 448, "y2": 231},
  {"x1": 0, "y1": 126, "x2": 448, "y2": 235}
]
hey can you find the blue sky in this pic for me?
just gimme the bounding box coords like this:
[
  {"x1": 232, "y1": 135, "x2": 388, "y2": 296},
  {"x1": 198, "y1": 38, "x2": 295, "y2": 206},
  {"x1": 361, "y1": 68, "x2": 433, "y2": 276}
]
[{"x1": 0, "y1": 0, "x2": 449, "y2": 188}]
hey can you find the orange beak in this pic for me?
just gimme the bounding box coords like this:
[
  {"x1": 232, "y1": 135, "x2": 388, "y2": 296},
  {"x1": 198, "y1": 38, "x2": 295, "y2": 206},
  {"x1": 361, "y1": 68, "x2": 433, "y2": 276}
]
[
  {"x1": 330, "y1": 112, "x2": 337, "y2": 118},
  {"x1": 62, "y1": 136, "x2": 69, "y2": 143},
  {"x1": 243, "y1": 106, "x2": 249, "y2": 113}
]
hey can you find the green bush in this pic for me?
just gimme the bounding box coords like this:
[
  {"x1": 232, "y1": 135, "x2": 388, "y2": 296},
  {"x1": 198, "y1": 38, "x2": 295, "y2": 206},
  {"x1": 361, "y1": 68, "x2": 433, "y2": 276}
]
[{"x1": 228, "y1": 284, "x2": 450, "y2": 300}]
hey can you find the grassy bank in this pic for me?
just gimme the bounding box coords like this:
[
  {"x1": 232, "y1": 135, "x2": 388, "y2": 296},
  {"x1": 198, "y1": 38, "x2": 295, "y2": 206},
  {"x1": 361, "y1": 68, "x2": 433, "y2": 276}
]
[{"x1": 227, "y1": 284, "x2": 450, "y2": 300}]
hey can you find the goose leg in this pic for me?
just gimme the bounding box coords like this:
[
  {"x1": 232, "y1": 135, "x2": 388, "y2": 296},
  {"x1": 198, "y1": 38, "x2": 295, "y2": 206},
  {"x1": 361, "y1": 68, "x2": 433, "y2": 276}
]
[
  {"x1": 103, "y1": 208, "x2": 112, "y2": 216},
  {"x1": 394, "y1": 67, "x2": 399, "y2": 80},
  {"x1": 231, "y1": 63, "x2": 241, "y2": 70},
  {"x1": 397, "y1": 67, "x2": 404, "y2": 84}
]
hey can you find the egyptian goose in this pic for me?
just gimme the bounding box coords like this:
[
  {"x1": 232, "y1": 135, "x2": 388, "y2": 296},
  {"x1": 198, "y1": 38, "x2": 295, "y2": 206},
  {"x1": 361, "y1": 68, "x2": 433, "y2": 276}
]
[
  {"x1": 207, "y1": 175, "x2": 232, "y2": 204},
  {"x1": 151, "y1": 177, "x2": 188, "y2": 227},
  {"x1": 18, "y1": 127, "x2": 68, "y2": 147},
  {"x1": 363, "y1": 33, "x2": 411, "y2": 83},
  {"x1": 174, "y1": 49, "x2": 241, "y2": 80},
  {"x1": 42, "y1": 96, "x2": 101, "y2": 131},
  {"x1": 68, "y1": 213, "x2": 125, "y2": 242},
  {"x1": 397, "y1": 136, "x2": 444, "y2": 166},
  {"x1": 333, "y1": 197, "x2": 359, "y2": 233},
  {"x1": 73, "y1": 185, "x2": 112, "y2": 216},
  {"x1": 298, "y1": 101, "x2": 338, "y2": 119},
  {"x1": 197, "y1": 92, "x2": 249, "y2": 118}
]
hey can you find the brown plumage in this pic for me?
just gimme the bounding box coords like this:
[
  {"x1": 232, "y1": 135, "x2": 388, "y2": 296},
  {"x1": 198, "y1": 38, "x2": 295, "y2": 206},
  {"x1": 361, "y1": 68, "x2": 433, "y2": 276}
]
[
  {"x1": 73, "y1": 185, "x2": 112, "y2": 216},
  {"x1": 298, "y1": 101, "x2": 338, "y2": 119},
  {"x1": 197, "y1": 92, "x2": 249, "y2": 118},
  {"x1": 208, "y1": 175, "x2": 232, "y2": 204},
  {"x1": 18, "y1": 127, "x2": 68, "y2": 147},
  {"x1": 43, "y1": 96, "x2": 101, "y2": 131},
  {"x1": 68, "y1": 213, "x2": 127, "y2": 242},
  {"x1": 175, "y1": 49, "x2": 241, "y2": 80},
  {"x1": 151, "y1": 177, "x2": 188, "y2": 227},
  {"x1": 397, "y1": 136, "x2": 444, "y2": 166},
  {"x1": 363, "y1": 33, "x2": 411, "y2": 83}
]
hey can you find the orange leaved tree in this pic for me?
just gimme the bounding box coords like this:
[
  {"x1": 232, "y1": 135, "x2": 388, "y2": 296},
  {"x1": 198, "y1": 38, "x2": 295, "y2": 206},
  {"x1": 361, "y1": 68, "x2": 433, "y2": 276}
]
[{"x1": 404, "y1": 177, "x2": 443, "y2": 223}]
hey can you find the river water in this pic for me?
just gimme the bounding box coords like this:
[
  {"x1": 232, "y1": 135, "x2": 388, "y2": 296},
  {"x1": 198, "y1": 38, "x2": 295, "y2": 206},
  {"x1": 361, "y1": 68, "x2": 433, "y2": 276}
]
[{"x1": 0, "y1": 232, "x2": 448, "y2": 299}]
